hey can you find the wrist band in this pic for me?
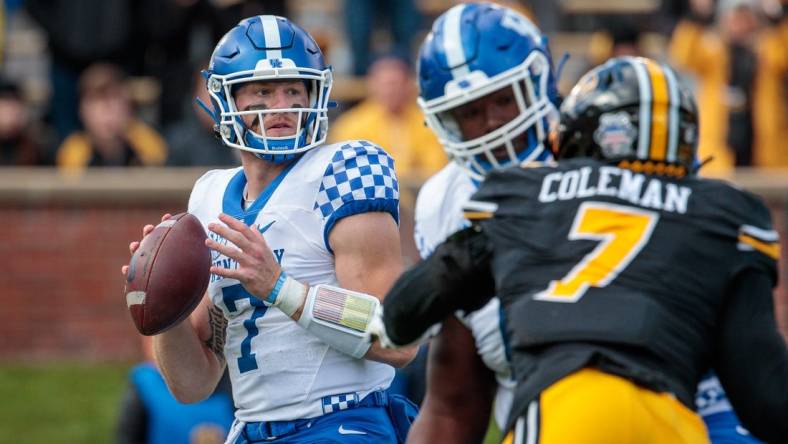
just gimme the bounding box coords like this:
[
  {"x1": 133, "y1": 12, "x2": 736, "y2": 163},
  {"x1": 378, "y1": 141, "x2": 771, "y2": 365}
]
[
  {"x1": 264, "y1": 271, "x2": 307, "y2": 317},
  {"x1": 265, "y1": 271, "x2": 288, "y2": 305}
]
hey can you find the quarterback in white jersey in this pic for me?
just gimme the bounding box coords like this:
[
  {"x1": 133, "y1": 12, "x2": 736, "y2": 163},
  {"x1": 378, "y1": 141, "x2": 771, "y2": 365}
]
[
  {"x1": 123, "y1": 15, "x2": 416, "y2": 444},
  {"x1": 404, "y1": 3, "x2": 559, "y2": 442},
  {"x1": 191, "y1": 140, "x2": 398, "y2": 421}
]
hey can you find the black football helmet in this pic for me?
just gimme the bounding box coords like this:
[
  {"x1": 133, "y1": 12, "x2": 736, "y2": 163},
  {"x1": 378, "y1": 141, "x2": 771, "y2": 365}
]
[{"x1": 555, "y1": 56, "x2": 698, "y2": 176}]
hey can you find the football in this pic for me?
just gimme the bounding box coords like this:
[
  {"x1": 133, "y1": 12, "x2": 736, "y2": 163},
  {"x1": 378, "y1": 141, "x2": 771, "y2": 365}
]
[{"x1": 125, "y1": 212, "x2": 211, "y2": 336}]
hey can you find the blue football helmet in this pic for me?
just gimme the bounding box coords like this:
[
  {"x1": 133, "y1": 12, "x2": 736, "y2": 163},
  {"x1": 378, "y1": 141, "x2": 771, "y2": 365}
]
[
  {"x1": 203, "y1": 15, "x2": 333, "y2": 163},
  {"x1": 417, "y1": 2, "x2": 559, "y2": 180}
]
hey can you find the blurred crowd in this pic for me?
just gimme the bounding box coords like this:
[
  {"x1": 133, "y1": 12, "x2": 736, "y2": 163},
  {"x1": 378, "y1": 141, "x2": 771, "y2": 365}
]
[{"x1": 0, "y1": 0, "x2": 786, "y2": 177}]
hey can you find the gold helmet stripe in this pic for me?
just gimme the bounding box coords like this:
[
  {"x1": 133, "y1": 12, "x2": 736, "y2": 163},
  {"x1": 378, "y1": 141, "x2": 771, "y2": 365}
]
[{"x1": 643, "y1": 59, "x2": 669, "y2": 161}]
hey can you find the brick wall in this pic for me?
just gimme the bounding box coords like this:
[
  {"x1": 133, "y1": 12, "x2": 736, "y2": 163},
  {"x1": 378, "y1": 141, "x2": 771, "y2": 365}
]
[
  {"x1": 0, "y1": 168, "x2": 199, "y2": 362},
  {"x1": 0, "y1": 203, "x2": 188, "y2": 361},
  {"x1": 0, "y1": 167, "x2": 786, "y2": 362}
]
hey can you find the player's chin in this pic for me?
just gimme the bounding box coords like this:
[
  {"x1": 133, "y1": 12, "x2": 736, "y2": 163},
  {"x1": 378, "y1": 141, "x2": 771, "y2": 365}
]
[
  {"x1": 490, "y1": 136, "x2": 530, "y2": 161},
  {"x1": 490, "y1": 146, "x2": 510, "y2": 161}
]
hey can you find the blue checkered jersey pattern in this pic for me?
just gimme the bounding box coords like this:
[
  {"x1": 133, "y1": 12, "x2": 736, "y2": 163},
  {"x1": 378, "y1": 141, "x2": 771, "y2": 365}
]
[
  {"x1": 321, "y1": 392, "x2": 360, "y2": 414},
  {"x1": 314, "y1": 140, "x2": 399, "y2": 252}
]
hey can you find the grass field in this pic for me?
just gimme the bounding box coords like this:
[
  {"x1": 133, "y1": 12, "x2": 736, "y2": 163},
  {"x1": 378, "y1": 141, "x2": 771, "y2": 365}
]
[
  {"x1": 0, "y1": 362, "x2": 504, "y2": 443},
  {"x1": 0, "y1": 362, "x2": 131, "y2": 444}
]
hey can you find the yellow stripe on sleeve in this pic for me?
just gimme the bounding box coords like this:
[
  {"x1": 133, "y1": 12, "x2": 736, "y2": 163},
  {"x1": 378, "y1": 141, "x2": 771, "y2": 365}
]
[
  {"x1": 463, "y1": 211, "x2": 493, "y2": 220},
  {"x1": 738, "y1": 233, "x2": 781, "y2": 260}
]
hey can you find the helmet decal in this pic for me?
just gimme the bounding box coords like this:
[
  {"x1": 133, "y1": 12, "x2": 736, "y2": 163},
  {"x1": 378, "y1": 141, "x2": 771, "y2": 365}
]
[{"x1": 594, "y1": 112, "x2": 637, "y2": 158}]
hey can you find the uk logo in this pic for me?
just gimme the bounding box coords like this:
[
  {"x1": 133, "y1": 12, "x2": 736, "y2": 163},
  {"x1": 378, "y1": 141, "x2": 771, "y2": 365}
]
[{"x1": 270, "y1": 58, "x2": 283, "y2": 68}]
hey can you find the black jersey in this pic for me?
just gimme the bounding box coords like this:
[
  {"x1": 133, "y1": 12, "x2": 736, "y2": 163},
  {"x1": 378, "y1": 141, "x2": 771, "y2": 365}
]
[
  {"x1": 464, "y1": 158, "x2": 780, "y2": 428},
  {"x1": 380, "y1": 157, "x2": 786, "y2": 441}
]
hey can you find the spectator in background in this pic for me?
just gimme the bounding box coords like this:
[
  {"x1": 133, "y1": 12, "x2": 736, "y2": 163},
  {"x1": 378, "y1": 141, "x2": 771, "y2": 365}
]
[
  {"x1": 588, "y1": 19, "x2": 644, "y2": 67},
  {"x1": 343, "y1": 0, "x2": 420, "y2": 76},
  {"x1": 56, "y1": 63, "x2": 167, "y2": 173},
  {"x1": 330, "y1": 52, "x2": 446, "y2": 181},
  {"x1": 330, "y1": 52, "x2": 446, "y2": 264},
  {"x1": 564, "y1": 19, "x2": 648, "y2": 95},
  {"x1": 754, "y1": 0, "x2": 788, "y2": 168},
  {"x1": 165, "y1": 63, "x2": 239, "y2": 167},
  {"x1": 0, "y1": 77, "x2": 46, "y2": 165},
  {"x1": 116, "y1": 335, "x2": 234, "y2": 444},
  {"x1": 26, "y1": 0, "x2": 286, "y2": 142},
  {"x1": 670, "y1": 0, "x2": 788, "y2": 175},
  {"x1": 25, "y1": 0, "x2": 146, "y2": 148},
  {"x1": 140, "y1": 0, "x2": 283, "y2": 128}
]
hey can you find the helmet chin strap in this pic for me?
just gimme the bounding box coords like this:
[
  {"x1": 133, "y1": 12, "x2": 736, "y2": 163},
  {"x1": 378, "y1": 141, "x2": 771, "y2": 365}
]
[
  {"x1": 195, "y1": 97, "x2": 219, "y2": 123},
  {"x1": 243, "y1": 126, "x2": 308, "y2": 164},
  {"x1": 195, "y1": 97, "x2": 224, "y2": 141},
  {"x1": 469, "y1": 125, "x2": 550, "y2": 177}
]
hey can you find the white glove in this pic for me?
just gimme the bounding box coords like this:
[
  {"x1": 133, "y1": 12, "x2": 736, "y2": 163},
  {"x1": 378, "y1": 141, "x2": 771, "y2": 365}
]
[{"x1": 366, "y1": 305, "x2": 398, "y2": 349}]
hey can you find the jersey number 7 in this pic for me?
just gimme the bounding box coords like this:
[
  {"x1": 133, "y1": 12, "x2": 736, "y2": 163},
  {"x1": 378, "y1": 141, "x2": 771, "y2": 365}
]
[{"x1": 534, "y1": 201, "x2": 659, "y2": 303}]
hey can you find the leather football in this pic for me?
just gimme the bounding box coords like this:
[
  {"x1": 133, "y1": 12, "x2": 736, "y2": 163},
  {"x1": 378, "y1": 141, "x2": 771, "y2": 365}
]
[{"x1": 125, "y1": 213, "x2": 211, "y2": 335}]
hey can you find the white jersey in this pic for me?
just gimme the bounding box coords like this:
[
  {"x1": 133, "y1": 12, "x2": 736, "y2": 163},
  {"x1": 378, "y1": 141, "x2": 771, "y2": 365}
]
[
  {"x1": 413, "y1": 162, "x2": 514, "y2": 429},
  {"x1": 188, "y1": 140, "x2": 398, "y2": 422}
]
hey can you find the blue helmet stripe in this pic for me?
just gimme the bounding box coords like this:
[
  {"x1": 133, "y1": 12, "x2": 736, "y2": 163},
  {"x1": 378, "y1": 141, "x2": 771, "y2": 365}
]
[
  {"x1": 442, "y1": 4, "x2": 470, "y2": 79},
  {"x1": 260, "y1": 16, "x2": 282, "y2": 60}
]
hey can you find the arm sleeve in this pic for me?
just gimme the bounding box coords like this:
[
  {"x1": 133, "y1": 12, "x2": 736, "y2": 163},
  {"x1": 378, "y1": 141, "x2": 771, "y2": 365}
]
[
  {"x1": 382, "y1": 225, "x2": 496, "y2": 346},
  {"x1": 314, "y1": 141, "x2": 399, "y2": 253},
  {"x1": 115, "y1": 382, "x2": 147, "y2": 444},
  {"x1": 713, "y1": 267, "x2": 788, "y2": 444}
]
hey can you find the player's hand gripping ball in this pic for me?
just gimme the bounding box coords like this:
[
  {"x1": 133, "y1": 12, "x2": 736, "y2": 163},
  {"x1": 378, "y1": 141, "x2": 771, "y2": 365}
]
[{"x1": 125, "y1": 213, "x2": 211, "y2": 335}]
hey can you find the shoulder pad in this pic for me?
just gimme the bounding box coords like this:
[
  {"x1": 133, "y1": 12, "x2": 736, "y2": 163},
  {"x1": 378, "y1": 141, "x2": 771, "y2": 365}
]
[{"x1": 314, "y1": 140, "x2": 400, "y2": 252}]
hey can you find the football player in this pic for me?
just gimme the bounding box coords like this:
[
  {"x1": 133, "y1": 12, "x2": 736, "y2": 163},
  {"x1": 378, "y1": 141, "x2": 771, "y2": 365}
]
[
  {"x1": 122, "y1": 15, "x2": 418, "y2": 443},
  {"x1": 373, "y1": 56, "x2": 788, "y2": 443},
  {"x1": 404, "y1": 2, "x2": 560, "y2": 442}
]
